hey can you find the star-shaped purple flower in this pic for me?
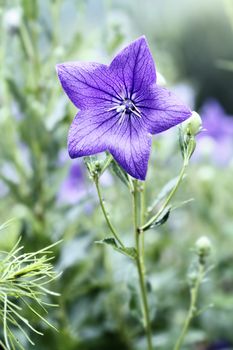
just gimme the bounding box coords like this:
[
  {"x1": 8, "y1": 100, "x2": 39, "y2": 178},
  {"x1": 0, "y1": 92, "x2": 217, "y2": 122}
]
[{"x1": 56, "y1": 36, "x2": 191, "y2": 180}]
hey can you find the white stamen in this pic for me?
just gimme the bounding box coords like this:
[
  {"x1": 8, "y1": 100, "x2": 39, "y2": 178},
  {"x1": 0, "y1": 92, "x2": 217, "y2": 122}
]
[
  {"x1": 116, "y1": 105, "x2": 126, "y2": 113},
  {"x1": 129, "y1": 108, "x2": 141, "y2": 118},
  {"x1": 133, "y1": 104, "x2": 141, "y2": 114},
  {"x1": 107, "y1": 106, "x2": 118, "y2": 112},
  {"x1": 107, "y1": 99, "x2": 142, "y2": 124},
  {"x1": 118, "y1": 109, "x2": 126, "y2": 124}
]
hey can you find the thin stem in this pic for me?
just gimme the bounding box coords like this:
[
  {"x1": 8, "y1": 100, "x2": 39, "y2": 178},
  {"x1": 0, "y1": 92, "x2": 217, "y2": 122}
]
[
  {"x1": 94, "y1": 178, "x2": 124, "y2": 248},
  {"x1": 173, "y1": 263, "x2": 205, "y2": 350},
  {"x1": 141, "y1": 159, "x2": 188, "y2": 232},
  {"x1": 132, "y1": 181, "x2": 153, "y2": 350},
  {"x1": 139, "y1": 182, "x2": 146, "y2": 273}
]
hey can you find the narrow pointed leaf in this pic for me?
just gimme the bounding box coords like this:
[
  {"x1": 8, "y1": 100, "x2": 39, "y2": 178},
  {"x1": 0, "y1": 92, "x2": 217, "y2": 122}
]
[{"x1": 95, "y1": 238, "x2": 137, "y2": 260}]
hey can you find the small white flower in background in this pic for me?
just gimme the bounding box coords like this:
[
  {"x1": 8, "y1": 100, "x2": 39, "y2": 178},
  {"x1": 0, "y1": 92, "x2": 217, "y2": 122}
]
[{"x1": 3, "y1": 7, "x2": 22, "y2": 32}]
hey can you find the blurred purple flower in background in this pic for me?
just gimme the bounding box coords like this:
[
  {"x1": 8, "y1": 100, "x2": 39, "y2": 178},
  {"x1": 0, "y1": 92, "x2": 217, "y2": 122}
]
[
  {"x1": 207, "y1": 339, "x2": 232, "y2": 350},
  {"x1": 201, "y1": 100, "x2": 233, "y2": 139},
  {"x1": 195, "y1": 100, "x2": 233, "y2": 166},
  {"x1": 57, "y1": 150, "x2": 113, "y2": 206},
  {"x1": 57, "y1": 150, "x2": 86, "y2": 205},
  {"x1": 56, "y1": 36, "x2": 191, "y2": 180}
]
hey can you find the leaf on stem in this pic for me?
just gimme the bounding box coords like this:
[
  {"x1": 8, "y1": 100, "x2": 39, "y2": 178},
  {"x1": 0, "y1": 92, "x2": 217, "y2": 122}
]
[
  {"x1": 147, "y1": 176, "x2": 179, "y2": 213},
  {"x1": 110, "y1": 160, "x2": 130, "y2": 187},
  {"x1": 95, "y1": 237, "x2": 137, "y2": 260},
  {"x1": 144, "y1": 207, "x2": 171, "y2": 231}
]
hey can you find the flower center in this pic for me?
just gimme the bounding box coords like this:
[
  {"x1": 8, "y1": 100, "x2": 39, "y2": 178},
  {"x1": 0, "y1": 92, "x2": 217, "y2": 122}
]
[
  {"x1": 108, "y1": 98, "x2": 142, "y2": 123},
  {"x1": 122, "y1": 98, "x2": 134, "y2": 114}
]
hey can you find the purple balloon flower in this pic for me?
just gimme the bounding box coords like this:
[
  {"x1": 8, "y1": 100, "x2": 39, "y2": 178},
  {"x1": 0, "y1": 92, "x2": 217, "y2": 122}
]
[{"x1": 56, "y1": 36, "x2": 191, "y2": 180}]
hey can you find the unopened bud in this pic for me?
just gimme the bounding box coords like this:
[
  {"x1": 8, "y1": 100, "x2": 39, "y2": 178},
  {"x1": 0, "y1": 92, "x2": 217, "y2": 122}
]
[
  {"x1": 195, "y1": 236, "x2": 211, "y2": 259},
  {"x1": 182, "y1": 111, "x2": 202, "y2": 136},
  {"x1": 3, "y1": 7, "x2": 22, "y2": 32}
]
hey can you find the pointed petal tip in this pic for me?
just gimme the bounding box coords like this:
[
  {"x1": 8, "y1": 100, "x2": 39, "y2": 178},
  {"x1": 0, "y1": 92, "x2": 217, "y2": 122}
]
[
  {"x1": 68, "y1": 143, "x2": 84, "y2": 159},
  {"x1": 130, "y1": 35, "x2": 149, "y2": 49},
  {"x1": 67, "y1": 143, "x2": 77, "y2": 159},
  {"x1": 55, "y1": 62, "x2": 72, "y2": 77},
  {"x1": 137, "y1": 173, "x2": 146, "y2": 181},
  {"x1": 134, "y1": 34, "x2": 147, "y2": 43},
  {"x1": 55, "y1": 63, "x2": 65, "y2": 80},
  {"x1": 55, "y1": 63, "x2": 62, "y2": 73}
]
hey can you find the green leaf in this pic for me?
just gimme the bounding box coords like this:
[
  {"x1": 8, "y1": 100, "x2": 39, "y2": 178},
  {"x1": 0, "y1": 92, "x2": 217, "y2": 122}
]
[
  {"x1": 115, "y1": 246, "x2": 137, "y2": 260},
  {"x1": 110, "y1": 160, "x2": 129, "y2": 187},
  {"x1": 95, "y1": 237, "x2": 117, "y2": 248},
  {"x1": 172, "y1": 198, "x2": 194, "y2": 211},
  {"x1": 145, "y1": 207, "x2": 171, "y2": 231},
  {"x1": 95, "y1": 238, "x2": 137, "y2": 260},
  {"x1": 147, "y1": 177, "x2": 179, "y2": 213},
  {"x1": 100, "y1": 153, "x2": 113, "y2": 175}
]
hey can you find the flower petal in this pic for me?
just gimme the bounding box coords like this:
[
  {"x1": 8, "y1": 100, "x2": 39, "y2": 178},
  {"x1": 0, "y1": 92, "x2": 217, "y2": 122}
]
[
  {"x1": 135, "y1": 85, "x2": 192, "y2": 134},
  {"x1": 68, "y1": 108, "x2": 121, "y2": 158},
  {"x1": 109, "y1": 36, "x2": 156, "y2": 98},
  {"x1": 56, "y1": 62, "x2": 123, "y2": 109},
  {"x1": 68, "y1": 107, "x2": 151, "y2": 180},
  {"x1": 108, "y1": 119, "x2": 152, "y2": 180}
]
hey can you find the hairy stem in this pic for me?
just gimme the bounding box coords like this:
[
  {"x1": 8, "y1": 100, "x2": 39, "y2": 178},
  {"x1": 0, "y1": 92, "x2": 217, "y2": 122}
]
[
  {"x1": 133, "y1": 181, "x2": 153, "y2": 350},
  {"x1": 94, "y1": 179, "x2": 124, "y2": 248},
  {"x1": 173, "y1": 263, "x2": 205, "y2": 350}
]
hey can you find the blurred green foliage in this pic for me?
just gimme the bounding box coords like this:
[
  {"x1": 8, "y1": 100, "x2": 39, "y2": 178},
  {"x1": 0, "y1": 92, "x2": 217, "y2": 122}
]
[{"x1": 0, "y1": 0, "x2": 233, "y2": 349}]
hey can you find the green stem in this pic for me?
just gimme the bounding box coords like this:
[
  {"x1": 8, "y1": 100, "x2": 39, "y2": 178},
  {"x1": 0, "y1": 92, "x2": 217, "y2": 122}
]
[
  {"x1": 133, "y1": 181, "x2": 153, "y2": 350},
  {"x1": 141, "y1": 159, "x2": 188, "y2": 232},
  {"x1": 173, "y1": 263, "x2": 205, "y2": 350},
  {"x1": 19, "y1": 22, "x2": 35, "y2": 62},
  {"x1": 139, "y1": 182, "x2": 146, "y2": 273},
  {"x1": 94, "y1": 178, "x2": 124, "y2": 248}
]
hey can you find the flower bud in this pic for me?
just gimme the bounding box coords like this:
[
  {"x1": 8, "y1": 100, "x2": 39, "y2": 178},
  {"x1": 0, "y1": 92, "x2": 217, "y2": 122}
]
[
  {"x1": 195, "y1": 236, "x2": 211, "y2": 259},
  {"x1": 182, "y1": 111, "x2": 202, "y2": 136},
  {"x1": 3, "y1": 7, "x2": 22, "y2": 33}
]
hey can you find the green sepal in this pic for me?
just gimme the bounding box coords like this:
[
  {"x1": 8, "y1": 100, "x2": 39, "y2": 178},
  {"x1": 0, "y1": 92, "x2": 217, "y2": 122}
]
[
  {"x1": 84, "y1": 153, "x2": 113, "y2": 179},
  {"x1": 179, "y1": 127, "x2": 196, "y2": 161},
  {"x1": 84, "y1": 156, "x2": 101, "y2": 179}
]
